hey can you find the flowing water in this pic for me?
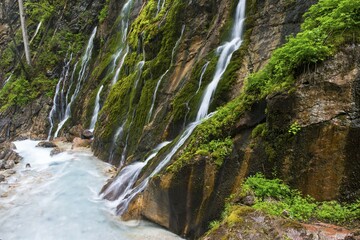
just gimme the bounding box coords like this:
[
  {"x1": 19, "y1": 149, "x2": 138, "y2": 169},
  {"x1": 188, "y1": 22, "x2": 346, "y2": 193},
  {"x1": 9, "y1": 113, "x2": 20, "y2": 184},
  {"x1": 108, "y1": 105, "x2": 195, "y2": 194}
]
[
  {"x1": 196, "y1": 0, "x2": 245, "y2": 120},
  {"x1": 53, "y1": 27, "x2": 97, "y2": 138},
  {"x1": 47, "y1": 54, "x2": 73, "y2": 140},
  {"x1": 89, "y1": 85, "x2": 104, "y2": 131},
  {"x1": 183, "y1": 61, "x2": 210, "y2": 127},
  {"x1": 104, "y1": 0, "x2": 247, "y2": 215},
  {"x1": 111, "y1": 46, "x2": 129, "y2": 86},
  {"x1": 146, "y1": 25, "x2": 185, "y2": 123},
  {"x1": 0, "y1": 140, "x2": 182, "y2": 240},
  {"x1": 110, "y1": 0, "x2": 135, "y2": 85},
  {"x1": 2, "y1": 74, "x2": 12, "y2": 87},
  {"x1": 30, "y1": 21, "x2": 42, "y2": 44}
]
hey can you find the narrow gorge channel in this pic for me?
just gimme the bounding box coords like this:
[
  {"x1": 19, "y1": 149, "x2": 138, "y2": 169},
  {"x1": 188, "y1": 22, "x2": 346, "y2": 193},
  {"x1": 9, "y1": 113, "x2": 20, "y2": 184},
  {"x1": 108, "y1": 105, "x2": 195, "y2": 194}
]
[{"x1": 0, "y1": 140, "x2": 182, "y2": 239}]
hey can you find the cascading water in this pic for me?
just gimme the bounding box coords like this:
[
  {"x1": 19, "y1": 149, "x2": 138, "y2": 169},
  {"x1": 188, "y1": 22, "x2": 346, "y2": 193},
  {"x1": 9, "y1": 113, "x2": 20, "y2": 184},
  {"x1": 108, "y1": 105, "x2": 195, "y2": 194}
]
[
  {"x1": 89, "y1": 85, "x2": 104, "y2": 131},
  {"x1": 2, "y1": 74, "x2": 12, "y2": 87},
  {"x1": 146, "y1": 70, "x2": 169, "y2": 123},
  {"x1": 196, "y1": 0, "x2": 245, "y2": 120},
  {"x1": 109, "y1": 60, "x2": 145, "y2": 164},
  {"x1": 104, "y1": 0, "x2": 247, "y2": 216},
  {"x1": 110, "y1": 0, "x2": 135, "y2": 85},
  {"x1": 111, "y1": 46, "x2": 128, "y2": 85},
  {"x1": 183, "y1": 61, "x2": 210, "y2": 127},
  {"x1": 52, "y1": 27, "x2": 97, "y2": 139},
  {"x1": 146, "y1": 25, "x2": 185, "y2": 123},
  {"x1": 30, "y1": 21, "x2": 42, "y2": 44},
  {"x1": 156, "y1": 0, "x2": 166, "y2": 15},
  {"x1": 47, "y1": 54, "x2": 73, "y2": 140}
]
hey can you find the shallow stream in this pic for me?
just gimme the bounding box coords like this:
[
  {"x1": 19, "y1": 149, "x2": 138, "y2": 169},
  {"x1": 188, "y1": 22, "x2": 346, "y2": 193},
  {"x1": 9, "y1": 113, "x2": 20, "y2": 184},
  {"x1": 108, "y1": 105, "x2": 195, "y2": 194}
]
[{"x1": 0, "y1": 140, "x2": 182, "y2": 240}]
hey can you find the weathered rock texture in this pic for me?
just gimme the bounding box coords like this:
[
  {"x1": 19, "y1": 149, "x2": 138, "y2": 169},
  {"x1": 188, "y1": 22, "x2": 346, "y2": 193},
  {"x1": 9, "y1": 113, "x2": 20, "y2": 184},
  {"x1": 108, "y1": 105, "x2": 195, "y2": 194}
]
[{"x1": 202, "y1": 206, "x2": 359, "y2": 240}]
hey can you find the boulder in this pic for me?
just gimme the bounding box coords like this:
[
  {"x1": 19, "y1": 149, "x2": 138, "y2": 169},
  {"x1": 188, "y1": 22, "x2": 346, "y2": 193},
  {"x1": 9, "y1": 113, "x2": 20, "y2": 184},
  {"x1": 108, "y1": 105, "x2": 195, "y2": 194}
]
[
  {"x1": 0, "y1": 174, "x2": 5, "y2": 182},
  {"x1": 4, "y1": 160, "x2": 14, "y2": 169},
  {"x1": 36, "y1": 141, "x2": 58, "y2": 148},
  {"x1": 72, "y1": 137, "x2": 91, "y2": 149},
  {"x1": 0, "y1": 160, "x2": 4, "y2": 169},
  {"x1": 81, "y1": 130, "x2": 94, "y2": 139},
  {"x1": 50, "y1": 147, "x2": 63, "y2": 156}
]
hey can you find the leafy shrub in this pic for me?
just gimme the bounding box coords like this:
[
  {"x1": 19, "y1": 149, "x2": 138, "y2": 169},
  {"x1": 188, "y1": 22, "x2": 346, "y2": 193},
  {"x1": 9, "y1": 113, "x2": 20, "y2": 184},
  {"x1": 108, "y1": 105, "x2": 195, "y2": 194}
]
[{"x1": 241, "y1": 174, "x2": 359, "y2": 223}]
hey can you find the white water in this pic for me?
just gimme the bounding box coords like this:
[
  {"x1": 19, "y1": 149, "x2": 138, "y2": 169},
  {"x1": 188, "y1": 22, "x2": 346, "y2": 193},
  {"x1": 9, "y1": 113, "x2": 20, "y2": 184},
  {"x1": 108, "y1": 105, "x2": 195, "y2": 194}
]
[
  {"x1": 47, "y1": 54, "x2": 73, "y2": 140},
  {"x1": 156, "y1": 0, "x2": 166, "y2": 15},
  {"x1": 53, "y1": 27, "x2": 97, "y2": 138},
  {"x1": 109, "y1": 59, "x2": 145, "y2": 164},
  {"x1": 0, "y1": 140, "x2": 182, "y2": 240},
  {"x1": 102, "y1": 141, "x2": 171, "y2": 202},
  {"x1": 105, "y1": 0, "x2": 246, "y2": 215},
  {"x1": 196, "y1": 0, "x2": 245, "y2": 121},
  {"x1": 110, "y1": 0, "x2": 135, "y2": 85},
  {"x1": 146, "y1": 25, "x2": 185, "y2": 123},
  {"x1": 3, "y1": 74, "x2": 12, "y2": 87},
  {"x1": 89, "y1": 85, "x2": 104, "y2": 131},
  {"x1": 30, "y1": 21, "x2": 42, "y2": 45},
  {"x1": 111, "y1": 46, "x2": 129, "y2": 86},
  {"x1": 183, "y1": 61, "x2": 210, "y2": 126},
  {"x1": 146, "y1": 70, "x2": 169, "y2": 123}
]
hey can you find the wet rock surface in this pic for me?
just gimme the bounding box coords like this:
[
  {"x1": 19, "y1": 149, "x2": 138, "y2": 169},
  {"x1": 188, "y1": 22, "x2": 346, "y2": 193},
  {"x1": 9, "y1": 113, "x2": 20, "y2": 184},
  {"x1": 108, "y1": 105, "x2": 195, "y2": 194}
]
[
  {"x1": 81, "y1": 130, "x2": 94, "y2": 139},
  {"x1": 36, "y1": 141, "x2": 58, "y2": 148},
  {"x1": 0, "y1": 141, "x2": 22, "y2": 182}
]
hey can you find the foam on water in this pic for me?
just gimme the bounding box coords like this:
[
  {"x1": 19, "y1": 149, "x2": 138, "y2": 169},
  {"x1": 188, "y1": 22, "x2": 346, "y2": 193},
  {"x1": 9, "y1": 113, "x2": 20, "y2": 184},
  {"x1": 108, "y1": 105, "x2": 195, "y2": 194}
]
[{"x1": 0, "y1": 140, "x2": 182, "y2": 240}]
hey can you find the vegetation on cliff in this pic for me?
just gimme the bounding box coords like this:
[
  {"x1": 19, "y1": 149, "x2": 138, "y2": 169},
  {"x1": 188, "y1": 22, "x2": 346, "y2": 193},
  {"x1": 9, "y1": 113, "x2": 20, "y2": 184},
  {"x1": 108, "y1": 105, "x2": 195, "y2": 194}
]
[
  {"x1": 0, "y1": 0, "x2": 100, "y2": 112},
  {"x1": 166, "y1": 0, "x2": 360, "y2": 173}
]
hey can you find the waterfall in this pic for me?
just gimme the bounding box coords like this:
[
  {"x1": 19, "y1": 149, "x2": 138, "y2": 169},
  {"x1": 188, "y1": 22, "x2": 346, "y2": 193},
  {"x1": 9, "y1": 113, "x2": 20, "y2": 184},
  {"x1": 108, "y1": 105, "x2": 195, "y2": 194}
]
[
  {"x1": 109, "y1": 60, "x2": 145, "y2": 163},
  {"x1": 89, "y1": 85, "x2": 104, "y2": 131},
  {"x1": 105, "y1": 0, "x2": 246, "y2": 216},
  {"x1": 146, "y1": 25, "x2": 185, "y2": 123},
  {"x1": 183, "y1": 61, "x2": 210, "y2": 127},
  {"x1": 110, "y1": 0, "x2": 135, "y2": 85},
  {"x1": 146, "y1": 70, "x2": 169, "y2": 123},
  {"x1": 111, "y1": 46, "x2": 129, "y2": 85},
  {"x1": 156, "y1": 0, "x2": 166, "y2": 15},
  {"x1": 196, "y1": 0, "x2": 245, "y2": 121},
  {"x1": 102, "y1": 141, "x2": 171, "y2": 201},
  {"x1": 47, "y1": 54, "x2": 73, "y2": 140},
  {"x1": 30, "y1": 21, "x2": 42, "y2": 44},
  {"x1": 52, "y1": 27, "x2": 97, "y2": 139},
  {"x1": 2, "y1": 74, "x2": 12, "y2": 87}
]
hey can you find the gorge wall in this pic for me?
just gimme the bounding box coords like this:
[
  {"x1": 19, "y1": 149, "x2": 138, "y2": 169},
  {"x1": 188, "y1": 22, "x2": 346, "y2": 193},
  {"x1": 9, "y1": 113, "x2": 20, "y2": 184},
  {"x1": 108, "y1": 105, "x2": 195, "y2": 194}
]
[{"x1": 0, "y1": 0, "x2": 359, "y2": 239}]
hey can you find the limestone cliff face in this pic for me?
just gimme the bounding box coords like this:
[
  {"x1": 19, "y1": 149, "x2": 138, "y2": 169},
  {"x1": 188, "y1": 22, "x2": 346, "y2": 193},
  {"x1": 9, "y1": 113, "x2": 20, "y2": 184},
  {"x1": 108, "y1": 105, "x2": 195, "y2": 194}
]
[{"x1": 0, "y1": 0, "x2": 359, "y2": 239}]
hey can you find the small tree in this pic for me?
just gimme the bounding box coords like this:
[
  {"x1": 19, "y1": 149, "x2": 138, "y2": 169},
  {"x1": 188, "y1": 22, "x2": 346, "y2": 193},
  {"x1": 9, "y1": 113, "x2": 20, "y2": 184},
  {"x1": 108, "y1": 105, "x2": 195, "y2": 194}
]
[{"x1": 18, "y1": 0, "x2": 31, "y2": 66}]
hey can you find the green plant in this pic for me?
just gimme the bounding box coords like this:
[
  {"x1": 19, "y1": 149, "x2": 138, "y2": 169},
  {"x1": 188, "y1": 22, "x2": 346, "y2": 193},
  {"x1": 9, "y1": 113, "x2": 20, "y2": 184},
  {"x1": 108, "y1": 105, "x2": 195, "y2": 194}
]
[
  {"x1": 240, "y1": 173, "x2": 359, "y2": 223},
  {"x1": 288, "y1": 121, "x2": 301, "y2": 135}
]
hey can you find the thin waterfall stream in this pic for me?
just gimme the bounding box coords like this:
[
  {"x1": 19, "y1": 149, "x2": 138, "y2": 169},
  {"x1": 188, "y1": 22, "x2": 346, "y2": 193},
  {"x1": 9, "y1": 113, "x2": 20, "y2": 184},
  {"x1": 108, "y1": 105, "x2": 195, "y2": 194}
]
[
  {"x1": 104, "y1": 0, "x2": 246, "y2": 216},
  {"x1": 0, "y1": 140, "x2": 182, "y2": 239},
  {"x1": 89, "y1": 85, "x2": 104, "y2": 131},
  {"x1": 52, "y1": 27, "x2": 97, "y2": 139}
]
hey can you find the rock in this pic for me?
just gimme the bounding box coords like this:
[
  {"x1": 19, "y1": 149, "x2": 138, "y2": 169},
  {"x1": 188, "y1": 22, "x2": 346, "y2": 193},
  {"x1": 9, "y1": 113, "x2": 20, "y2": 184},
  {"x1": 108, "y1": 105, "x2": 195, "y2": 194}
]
[
  {"x1": 6, "y1": 169, "x2": 16, "y2": 175},
  {"x1": 50, "y1": 147, "x2": 63, "y2": 156},
  {"x1": 0, "y1": 160, "x2": 4, "y2": 169},
  {"x1": 81, "y1": 130, "x2": 94, "y2": 139},
  {"x1": 65, "y1": 125, "x2": 84, "y2": 142},
  {"x1": 36, "y1": 141, "x2": 58, "y2": 148},
  {"x1": 242, "y1": 195, "x2": 255, "y2": 206},
  {"x1": 4, "y1": 160, "x2": 14, "y2": 169},
  {"x1": 10, "y1": 142, "x2": 16, "y2": 150},
  {"x1": 0, "y1": 174, "x2": 5, "y2": 182},
  {"x1": 72, "y1": 137, "x2": 91, "y2": 149}
]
